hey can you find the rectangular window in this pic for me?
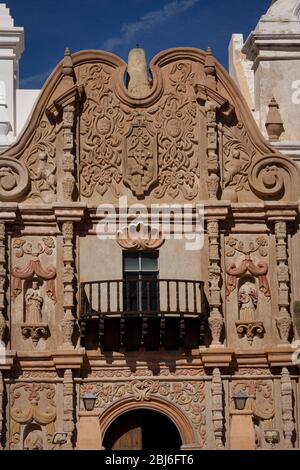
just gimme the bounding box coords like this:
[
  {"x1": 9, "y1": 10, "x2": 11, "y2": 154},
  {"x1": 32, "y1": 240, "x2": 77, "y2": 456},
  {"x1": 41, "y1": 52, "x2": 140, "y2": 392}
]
[{"x1": 123, "y1": 252, "x2": 159, "y2": 313}]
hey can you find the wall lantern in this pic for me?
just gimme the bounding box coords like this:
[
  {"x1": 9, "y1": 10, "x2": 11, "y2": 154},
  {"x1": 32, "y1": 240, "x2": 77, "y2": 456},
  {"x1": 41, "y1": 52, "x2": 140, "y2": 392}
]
[
  {"x1": 232, "y1": 390, "x2": 248, "y2": 410},
  {"x1": 82, "y1": 392, "x2": 97, "y2": 411}
]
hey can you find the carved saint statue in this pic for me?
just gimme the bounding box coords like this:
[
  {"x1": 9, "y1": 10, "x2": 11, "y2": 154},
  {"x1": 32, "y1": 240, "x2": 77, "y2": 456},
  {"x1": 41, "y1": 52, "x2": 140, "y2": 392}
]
[
  {"x1": 25, "y1": 281, "x2": 43, "y2": 324},
  {"x1": 238, "y1": 281, "x2": 258, "y2": 321},
  {"x1": 24, "y1": 430, "x2": 43, "y2": 450}
]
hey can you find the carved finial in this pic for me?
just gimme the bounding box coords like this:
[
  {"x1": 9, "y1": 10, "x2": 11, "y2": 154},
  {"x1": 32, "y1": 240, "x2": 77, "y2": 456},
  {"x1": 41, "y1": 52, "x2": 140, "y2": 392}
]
[
  {"x1": 205, "y1": 47, "x2": 216, "y2": 90},
  {"x1": 62, "y1": 47, "x2": 74, "y2": 81},
  {"x1": 127, "y1": 47, "x2": 151, "y2": 98},
  {"x1": 265, "y1": 97, "x2": 284, "y2": 141}
]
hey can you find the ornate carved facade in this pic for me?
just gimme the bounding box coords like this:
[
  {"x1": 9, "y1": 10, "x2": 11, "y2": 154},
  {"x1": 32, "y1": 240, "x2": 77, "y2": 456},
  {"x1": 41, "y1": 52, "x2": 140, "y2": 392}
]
[{"x1": 0, "y1": 40, "x2": 300, "y2": 450}]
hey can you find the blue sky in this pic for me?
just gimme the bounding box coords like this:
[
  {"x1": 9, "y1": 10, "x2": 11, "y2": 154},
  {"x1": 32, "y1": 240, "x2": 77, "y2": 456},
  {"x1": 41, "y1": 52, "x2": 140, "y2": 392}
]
[{"x1": 6, "y1": 0, "x2": 271, "y2": 89}]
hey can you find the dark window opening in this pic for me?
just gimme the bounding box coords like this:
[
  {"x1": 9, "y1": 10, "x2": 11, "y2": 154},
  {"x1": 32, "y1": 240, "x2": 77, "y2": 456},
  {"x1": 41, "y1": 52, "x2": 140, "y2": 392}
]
[{"x1": 123, "y1": 252, "x2": 158, "y2": 313}]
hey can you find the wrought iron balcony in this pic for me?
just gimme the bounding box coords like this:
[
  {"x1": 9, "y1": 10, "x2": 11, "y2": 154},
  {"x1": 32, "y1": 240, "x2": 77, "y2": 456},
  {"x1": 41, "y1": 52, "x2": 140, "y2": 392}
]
[{"x1": 79, "y1": 279, "x2": 209, "y2": 351}]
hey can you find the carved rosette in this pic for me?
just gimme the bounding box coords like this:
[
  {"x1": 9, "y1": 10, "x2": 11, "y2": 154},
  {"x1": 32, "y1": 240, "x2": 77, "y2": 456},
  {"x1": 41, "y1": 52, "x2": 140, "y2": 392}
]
[
  {"x1": 207, "y1": 220, "x2": 223, "y2": 346},
  {"x1": 0, "y1": 223, "x2": 6, "y2": 341},
  {"x1": 212, "y1": 369, "x2": 224, "y2": 449},
  {"x1": 123, "y1": 114, "x2": 158, "y2": 197},
  {"x1": 281, "y1": 368, "x2": 295, "y2": 448},
  {"x1": 63, "y1": 369, "x2": 74, "y2": 450},
  {"x1": 60, "y1": 223, "x2": 75, "y2": 349},
  {"x1": 275, "y1": 222, "x2": 292, "y2": 343}
]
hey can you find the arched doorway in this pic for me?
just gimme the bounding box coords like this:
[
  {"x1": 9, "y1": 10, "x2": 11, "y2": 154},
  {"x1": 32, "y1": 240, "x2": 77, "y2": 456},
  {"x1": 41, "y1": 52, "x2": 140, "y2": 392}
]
[{"x1": 103, "y1": 409, "x2": 182, "y2": 450}]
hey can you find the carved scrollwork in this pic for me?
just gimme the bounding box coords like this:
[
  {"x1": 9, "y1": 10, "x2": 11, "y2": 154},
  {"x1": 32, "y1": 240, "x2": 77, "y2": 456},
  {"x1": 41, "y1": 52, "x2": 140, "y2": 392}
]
[
  {"x1": 0, "y1": 157, "x2": 30, "y2": 202},
  {"x1": 151, "y1": 62, "x2": 199, "y2": 200},
  {"x1": 79, "y1": 64, "x2": 124, "y2": 198},
  {"x1": 248, "y1": 154, "x2": 300, "y2": 200},
  {"x1": 117, "y1": 222, "x2": 164, "y2": 250}
]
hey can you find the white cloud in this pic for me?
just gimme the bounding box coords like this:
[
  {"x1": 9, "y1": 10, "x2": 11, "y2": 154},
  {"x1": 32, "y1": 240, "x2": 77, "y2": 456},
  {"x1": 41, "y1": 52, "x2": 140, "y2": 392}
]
[
  {"x1": 20, "y1": 68, "x2": 53, "y2": 88},
  {"x1": 102, "y1": 0, "x2": 199, "y2": 51}
]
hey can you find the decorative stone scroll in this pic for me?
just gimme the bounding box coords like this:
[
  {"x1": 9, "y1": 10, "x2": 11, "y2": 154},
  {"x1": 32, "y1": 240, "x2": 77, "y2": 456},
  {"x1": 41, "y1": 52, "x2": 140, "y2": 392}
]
[
  {"x1": 207, "y1": 220, "x2": 223, "y2": 346},
  {"x1": 0, "y1": 157, "x2": 30, "y2": 202},
  {"x1": 117, "y1": 222, "x2": 164, "y2": 250},
  {"x1": 275, "y1": 222, "x2": 292, "y2": 343},
  {"x1": 249, "y1": 155, "x2": 300, "y2": 201}
]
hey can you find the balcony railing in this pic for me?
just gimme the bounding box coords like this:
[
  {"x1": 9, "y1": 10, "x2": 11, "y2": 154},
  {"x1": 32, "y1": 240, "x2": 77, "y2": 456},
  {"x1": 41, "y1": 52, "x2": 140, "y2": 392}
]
[{"x1": 79, "y1": 279, "x2": 208, "y2": 350}]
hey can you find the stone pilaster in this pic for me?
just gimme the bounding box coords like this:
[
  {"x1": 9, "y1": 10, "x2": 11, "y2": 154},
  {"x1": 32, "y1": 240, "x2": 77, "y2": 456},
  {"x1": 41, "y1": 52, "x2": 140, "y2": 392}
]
[
  {"x1": 212, "y1": 368, "x2": 224, "y2": 448},
  {"x1": 63, "y1": 369, "x2": 74, "y2": 450},
  {"x1": 275, "y1": 222, "x2": 292, "y2": 344},
  {"x1": 206, "y1": 102, "x2": 220, "y2": 200},
  {"x1": 62, "y1": 104, "x2": 76, "y2": 202},
  {"x1": 0, "y1": 223, "x2": 6, "y2": 342},
  {"x1": 281, "y1": 368, "x2": 295, "y2": 449},
  {"x1": 207, "y1": 220, "x2": 223, "y2": 346},
  {"x1": 0, "y1": 371, "x2": 3, "y2": 449},
  {"x1": 60, "y1": 222, "x2": 75, "y2": 349}
]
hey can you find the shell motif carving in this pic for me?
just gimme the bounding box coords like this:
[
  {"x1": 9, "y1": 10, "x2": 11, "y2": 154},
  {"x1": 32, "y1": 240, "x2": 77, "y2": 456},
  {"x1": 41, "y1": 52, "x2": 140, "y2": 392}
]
[{"x1": 0, "y1": 157, "x2": 30, "y2": 202}]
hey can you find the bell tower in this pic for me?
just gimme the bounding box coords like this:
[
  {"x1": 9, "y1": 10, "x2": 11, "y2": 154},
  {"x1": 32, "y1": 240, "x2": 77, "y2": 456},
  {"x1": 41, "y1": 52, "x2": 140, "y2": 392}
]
[{"x1": 0, "y1": 3, "x2": 24, "y2": 146}]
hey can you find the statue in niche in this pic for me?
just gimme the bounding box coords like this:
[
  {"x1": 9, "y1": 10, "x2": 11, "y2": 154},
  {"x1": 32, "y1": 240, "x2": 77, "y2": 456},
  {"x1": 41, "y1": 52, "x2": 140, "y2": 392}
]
[
  {"x1": 24, "y1": 430, "x2": 43, "y2": 451},
  {"x1": 25, "y1": 281, "x2": 44, "y2": 324},
  {"x1": 238, "y1": 280, "x2": 258, "y2": 322}
]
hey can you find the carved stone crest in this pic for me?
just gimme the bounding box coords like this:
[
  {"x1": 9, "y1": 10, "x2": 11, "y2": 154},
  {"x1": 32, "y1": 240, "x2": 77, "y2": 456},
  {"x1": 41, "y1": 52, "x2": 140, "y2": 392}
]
[{"x1": 123, "y1": 114, "x2": 158, "y2": 197}]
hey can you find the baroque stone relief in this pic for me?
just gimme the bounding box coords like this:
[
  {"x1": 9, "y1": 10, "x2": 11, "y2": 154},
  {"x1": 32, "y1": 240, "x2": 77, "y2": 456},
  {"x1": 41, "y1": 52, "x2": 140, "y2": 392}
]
[
  {"x1": 10, "y1": 383, "x2": 56, "y2": 450},
  {"x1": 81, "y1": 379, "x2": 206, "y2": 447},
  {"x1": 78, "y1": 58, "x2": 201, "y2": 201},
  {"x1": 11, "y1": 237, "x2": 56, "y2": 346}
]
